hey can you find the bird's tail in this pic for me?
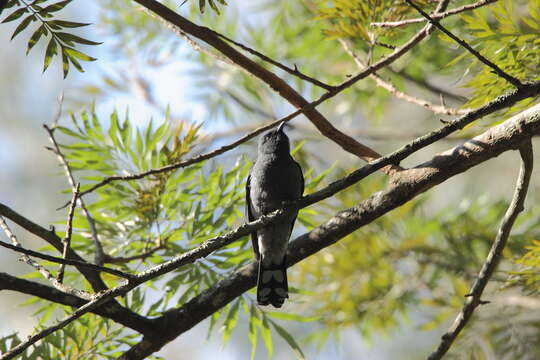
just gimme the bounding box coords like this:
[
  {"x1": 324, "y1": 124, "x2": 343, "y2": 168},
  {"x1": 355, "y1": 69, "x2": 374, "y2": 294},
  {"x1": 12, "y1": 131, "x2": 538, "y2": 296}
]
[{"x1": 257, "y1": 256, "x2": 288, "y2": 308}]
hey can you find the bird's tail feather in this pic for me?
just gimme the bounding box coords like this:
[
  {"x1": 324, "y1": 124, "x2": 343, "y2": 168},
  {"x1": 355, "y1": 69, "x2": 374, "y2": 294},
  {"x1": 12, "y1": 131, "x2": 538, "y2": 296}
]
[{"x1": 257, "y1": 256, "x2": 288, "y2": 308}]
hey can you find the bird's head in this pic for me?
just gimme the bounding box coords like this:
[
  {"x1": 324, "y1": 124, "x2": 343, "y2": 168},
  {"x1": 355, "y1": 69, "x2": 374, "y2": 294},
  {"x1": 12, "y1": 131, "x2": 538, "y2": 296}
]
[{"x1": 258, "y1": 121, "x2": 291, "y2": 155}]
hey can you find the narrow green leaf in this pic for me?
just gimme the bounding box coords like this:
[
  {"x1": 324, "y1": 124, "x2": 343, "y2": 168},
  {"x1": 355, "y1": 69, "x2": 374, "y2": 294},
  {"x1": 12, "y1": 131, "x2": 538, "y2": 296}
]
[
  {"x1": 56, "y1": 32, "x2": 101, "y2": 45},
  {"x1": 266, "y1": 312, "x2": 318, "y2": 322},
  {"x1": 39, "y1": 0, "x2": 70, "y2": 14},
  {"x1": 1, "y1": 6, "x2": 26, "y2": 23},
  {"x1": 61, "y1": 46, "x2": 69, "y2": 77},
  {"x1": 221, "y1": 300, "x2": 240, "y2": 345},
  {"x1": 11, "y1": 13, "x2": 34, "y2": 40},
  {"x1": 49, "y1": 19, "x2": 90, "y2": 28},
  {"x1": 43, "y1": 38, "x2": 58, "y2": 71},
  {"x1": 269, "y1": 319, "x2": 305, "y2": 359},
  {"x1": 64, "y1": 46, "x2": 96, "y2": 61},
  {"x1": 248, "y1": 304, "x2": 259, "y2": 360},
  {"x1": 26, "y1": 24, "x2": 45, "y2": 54},
  {"x1": 260, "y1": 315, "x2": 273, "y2": 359}
]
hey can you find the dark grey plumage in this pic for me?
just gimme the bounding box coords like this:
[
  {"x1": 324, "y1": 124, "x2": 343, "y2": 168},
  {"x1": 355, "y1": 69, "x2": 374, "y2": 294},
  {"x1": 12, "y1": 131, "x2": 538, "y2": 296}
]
[{"x1": 246, "y1": 122, "x2": 304, "y2": 308}]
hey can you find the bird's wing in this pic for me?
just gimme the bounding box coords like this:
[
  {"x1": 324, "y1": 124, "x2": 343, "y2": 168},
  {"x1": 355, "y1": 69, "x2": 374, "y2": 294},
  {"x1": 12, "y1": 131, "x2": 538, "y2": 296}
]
[
  {"x1": 246, "y1": 173, "x2": 259, "y2": 257},
  {"x1": 288, "y1": 160, "x2": 304, "y2": 239}
]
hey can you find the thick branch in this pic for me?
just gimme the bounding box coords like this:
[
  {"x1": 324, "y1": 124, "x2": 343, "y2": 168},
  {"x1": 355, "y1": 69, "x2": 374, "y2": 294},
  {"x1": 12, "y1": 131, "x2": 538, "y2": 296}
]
[
  {"x1": 371, "y1": 0, "x2": 497, "y2": 28},
  {"x1": 120, "y1": 103, "x2": 540, "y2": 359},
  {"x1": 427, "y1": 140, "x2": 534, "y2": 360},
  {"x1": 0, "y1": 272, "x2": 155, "y2": 335},
  {"x1": 405, "y1": 0, "x2": 523, "y2": 88}
]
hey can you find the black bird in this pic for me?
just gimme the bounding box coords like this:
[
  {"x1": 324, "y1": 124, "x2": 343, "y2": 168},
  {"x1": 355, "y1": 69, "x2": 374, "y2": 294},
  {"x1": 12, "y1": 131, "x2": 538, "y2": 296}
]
[{"x1": 246, "y1": 122, "x2": 304, "y2": 308}]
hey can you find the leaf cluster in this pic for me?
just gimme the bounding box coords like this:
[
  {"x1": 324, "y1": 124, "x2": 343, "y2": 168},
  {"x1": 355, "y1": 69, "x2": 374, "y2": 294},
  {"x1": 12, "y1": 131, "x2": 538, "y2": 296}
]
[{"x1": 0, "y1": 0, "x2": 100, "y2": 77}]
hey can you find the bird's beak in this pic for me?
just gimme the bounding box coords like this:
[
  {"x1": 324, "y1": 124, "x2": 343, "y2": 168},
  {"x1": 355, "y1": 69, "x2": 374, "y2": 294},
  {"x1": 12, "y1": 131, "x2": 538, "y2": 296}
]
[{"x1": 277, "y1": 121, "x2": 286, "y2": 133}]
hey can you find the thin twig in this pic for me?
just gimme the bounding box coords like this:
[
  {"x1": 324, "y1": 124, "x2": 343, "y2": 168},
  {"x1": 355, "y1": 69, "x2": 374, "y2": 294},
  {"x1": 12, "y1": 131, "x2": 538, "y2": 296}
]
[
  {"x1": 44, "y1": 124, "x2": 105, "y2": 265},
  {"x1": 427, "y1": 140, "x2": 534, "y2": 360},
  {"x1": 57, "y1": 183, "x2": 80, "y2": 283},
  {"x1": 390, "y1": 68, "x2": 468, "y2": 103},
  {"x1": 0, "y1": 217, "x2": 94, "y2": 301},
  {"x1": 405, "y1": 0, "x2": 523, "y2": 88},
  {"x1": 209, "y1": 29, "x2": 336, "y2": 91},
  {"x1": 103, "y1": 243, "x2": 165, "y2": 264},
  {"x1": 339, "y1": 39, "x2": 470, "y2": 115},
  {"x1": 372, "y1": 0, "x2": 497, "y2": 28},
  {"x1": 0, "y1": 240, "x2": 134, "y2": 279}
]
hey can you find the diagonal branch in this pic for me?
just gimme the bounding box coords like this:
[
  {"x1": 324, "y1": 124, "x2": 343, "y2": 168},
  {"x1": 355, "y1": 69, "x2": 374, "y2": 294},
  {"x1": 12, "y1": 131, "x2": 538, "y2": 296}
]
[
  {"x1": 405, "y1": 0, "x2": 523, "y2": 88},
  {"x1": 44, "y1": 124, "x2": 105, "y2": 265},
  {"x1": 339, "y1": 38, "x2": 470, "y2": 115},
  {"x1": 131, "y1": 0, "x2": 454, "y2": 171},
  {"x1": 119, "y1": 103, "x2": 540, "y2": 359},
  {"x1": 371, "y1": 0, "x2": 497, "y2": 28},
  {"x1": 427, "y1": 140, "x2": 534, "y2": 360}
]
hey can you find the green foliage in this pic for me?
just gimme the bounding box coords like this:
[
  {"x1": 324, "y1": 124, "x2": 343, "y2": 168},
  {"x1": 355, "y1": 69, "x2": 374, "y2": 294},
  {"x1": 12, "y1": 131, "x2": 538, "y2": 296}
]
[
  {"x1": 0, "y1": 314, "x2": 151, "y2": 359},
  {"x1": 197, "y1": 0, "x2": 227, "y2": 14},
  {"x1": 458, "y1": 0, "x2": 540, "y2": 111},
  {"x1": 511, "y1": 240, "x2": 540, "y2": 294},
  {"x1": 0, "y1": 0, "x2": 100, "y2": 77}
]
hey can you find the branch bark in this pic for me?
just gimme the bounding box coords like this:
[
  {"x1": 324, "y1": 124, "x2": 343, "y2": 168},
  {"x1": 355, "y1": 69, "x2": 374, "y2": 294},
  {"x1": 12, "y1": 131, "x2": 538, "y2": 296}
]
[{"x1": 120, "y1": 103, "x2": 540, "y2": 359}]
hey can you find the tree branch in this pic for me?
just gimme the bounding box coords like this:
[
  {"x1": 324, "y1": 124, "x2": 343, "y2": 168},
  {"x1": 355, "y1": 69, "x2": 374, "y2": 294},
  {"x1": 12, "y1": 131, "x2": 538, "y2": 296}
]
[
  {"x1": 339, "y1": 38, "x2": 470, "y2": 115},
  {"x1": 371, "y1": 0, "x2": 497, "y2": 28},
  {"x1": 56, "y1": 183, "x2": 79, "y2": 283},
  {"x1": 427, "y1": 140, "x2": 534, "y2": 360},
  {"x1": 405, "y1": 0, "x2": 523, "y2": 88},
  {"x1": 0, "y1": 272, "x2": 155, "y2": 335},
  {"x1": 119, "y1": 103, "x2": 540, "y2": 359},
  {"x1": 44, "y1": 124, "x2": 105, "y2": 266}
]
